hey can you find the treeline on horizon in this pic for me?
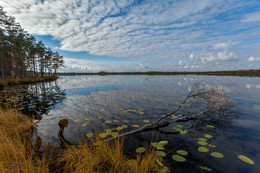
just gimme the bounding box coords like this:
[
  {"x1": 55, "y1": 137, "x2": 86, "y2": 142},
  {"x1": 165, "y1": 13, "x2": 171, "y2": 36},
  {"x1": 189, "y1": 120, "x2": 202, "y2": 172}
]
[
  {"x1": 0, "y1": 6, "x2": 64, "y2": 80},
  {"x1": 57, "y1": 69, "x2": 260, "y2": 77}
]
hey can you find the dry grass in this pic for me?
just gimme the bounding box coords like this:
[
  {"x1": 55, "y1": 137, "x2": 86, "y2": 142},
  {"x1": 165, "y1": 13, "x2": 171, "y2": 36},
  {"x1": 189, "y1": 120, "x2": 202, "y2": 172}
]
[
  {"x1": 0, "y1": 109, "x2": 169, "y2": 173},
  {"x1": 57, "y1": 137, "x2": 169, "y2": 173},
  {"x1": 0, "y1": 109, "x2": 50, "y2": 173}
]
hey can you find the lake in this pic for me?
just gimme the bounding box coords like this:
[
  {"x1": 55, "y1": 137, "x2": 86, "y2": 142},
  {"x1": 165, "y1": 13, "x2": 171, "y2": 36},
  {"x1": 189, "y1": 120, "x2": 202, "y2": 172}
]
[{"x1": 1, "y1": 75, "x2": 259, "y2": 172}]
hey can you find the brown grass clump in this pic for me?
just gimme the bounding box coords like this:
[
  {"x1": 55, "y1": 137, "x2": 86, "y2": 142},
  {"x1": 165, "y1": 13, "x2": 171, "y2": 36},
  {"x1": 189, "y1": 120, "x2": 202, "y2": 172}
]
[
  {"x1": 0, "y1": 109, "x2": 50, "y2": 172},
  {"x1": 57, "y1": 137, "x2": 169, "y2": 173}
]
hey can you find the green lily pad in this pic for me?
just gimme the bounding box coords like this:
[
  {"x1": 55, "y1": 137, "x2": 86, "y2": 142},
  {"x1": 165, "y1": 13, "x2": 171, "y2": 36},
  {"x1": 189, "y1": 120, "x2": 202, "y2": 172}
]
[
  {"x1": 132, "y1": 125, "x2": 140, "y2": 128},
  {"x1": 105, "y1": 129, "x2": 112, "y2": 133},
  {"x1": 99, "y1": 133, "x2": 108, "y2": 138},
  {"x1": 198, "y1": 147, "x2": 209, "y2": 153},
  {"x1": 172, "y1": 155, "x2": 186, "y2": 162},
  {"x1": 176, "y1": 150, "x2": 188, "y2": 156},
  {"x1": 117, "y1": 126, "x2": 124, "y2": 131},
  {"x1": 81, "y1": 121, "x2": 89, "y2": 127},
  {"x1": 199, "y1": 166, "x2": 212, "y2": 172},
  {"x1": 210, "y1": 152, "x2": 224, "y2": 158},
  {"x1": 198, "y1": 138, "x2": 207, "y2": 142},
  {"x1": 110, "y1": 132, "x2": 119, "y2": 137},
  {"x1": 143, "y1": 120, "x2": 150, "y2": 123},
  {"x1": 86, "y1": 132, "x2": 93, "y2": 138},
  {"x1": 180, "y1": 130, "x2": 188, "y2": 135},
  {"x1": 136, "y1": 147, "x2": 146, "y2": 153},
  {"x1": 151, "y1": 142, "x2": 164, "y2": 150},
  {"x1": 238, "y1": 155, "x2": 254, "y2": 165},
  {"x1": 206, "y1": 125, "x2": 215, "y2": 128},
  {"x1": 123, "y1": 120, "x2": 130, "y2": 123},
  {"x1": 158, "y1": 141, "x2": 168, "y2": 145},
  {"x1": 74, "y1": 118, "x2": 83, "y2": 122},
  {"x1": 176, "y1": 125, "x2": 183, "y2": 128},
  {"x1": 172, "y1": 115, "x2": 177, "y2": 119},
  {"x1": 198, "y1": 141, "x2": 208, "y2": 145},
  {"x1": 204, "y1": 134, "x2": 213, "y2": 139},
  {"x1": 122, "y1": 125, "x2": 128, "y2": 129},
  {"x1": 105, "y1": 120, "x2": 112, "y2": 124},
  {"x1": 157, "y1": 151, "x2": 166, "y2": 157}
]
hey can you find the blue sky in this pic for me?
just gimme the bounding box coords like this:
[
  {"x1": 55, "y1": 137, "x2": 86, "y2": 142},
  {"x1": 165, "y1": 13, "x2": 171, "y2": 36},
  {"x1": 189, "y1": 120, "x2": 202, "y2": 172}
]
[{"x1": 1, "y1": 0, "x2": 260, "y2": 72}]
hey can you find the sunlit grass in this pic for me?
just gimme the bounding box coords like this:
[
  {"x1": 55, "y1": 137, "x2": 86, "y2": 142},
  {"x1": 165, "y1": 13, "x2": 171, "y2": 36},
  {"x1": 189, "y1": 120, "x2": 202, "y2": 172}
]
[
  {"x1": 0, "y1": 109, "x2": 50, "y2": 172},
  {"x1": 57, "y1": 136, "x2": 168, "y2": 173},
  {"x1": 0, "y1": 108, "x2": 168, "y2": 172}
]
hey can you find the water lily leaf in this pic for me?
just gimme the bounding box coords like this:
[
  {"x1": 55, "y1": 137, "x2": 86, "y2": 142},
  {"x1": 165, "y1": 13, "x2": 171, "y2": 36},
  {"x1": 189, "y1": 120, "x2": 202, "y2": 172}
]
[
  {"x1": 198, "y1": 141, "x2": 208, "y2": 145},
  {"x1": 86, "y1": 133, "x2": 93, "y2": 138},
  {"x1": 177, "y1": 115, "x2": 183, "y2": 117},
  {"x1": 238, "y1": 155, "x2": 254, "y2": 165},
  {"x1": 81, "y1": 121, "x2": 89, "y2": 127},
  {"x1": 206, "y1": 125, "x2": 215, "y2": 128},
  {"x1": 105, "y1": 120, "x2": 112, "y2": 124},
  {"x1": 74, "y1": 118, "x2": 83, "y2": 122},
  {"x1": 172, "y1": 115, "x2": 177, "y2": 119},
  {"x1": 123, "y1": 120, "x2": 130, "y2": 123},
  {"x1": 143, "y1": 120, "x2": 150, "y2": 123},
  {"x1": 199, "y1": 166, "x2": 212, "y2": 172},
  {"x1": 198, "y1": 138, "x2": 207, "y2": 142},
  {"x1": 210, "y1": 152, "x2": 224, "y2": 158},
  {"x1": 132, "y1": 125, "x2": 140, "y2": 128},
  {"x1": 155, "y1": 106, "x2": 161, "y2": 109},
  {"x1": 176, "y1": 150, "x2": 188, "y2": 156},
  {"x1": 99, "y1": 133, "x2": 108, "y2": 138},
  {"x1": 198, "y1": 147, "x2": 209, "y2": 153},
  {"x1": 138, "y1": 109, "x2": 143, "y2": 112},
  {"x1": 173, "y1": 127, "x2": 182, "y2": 131},
  {"x1": 151, "y1": 142, "x2": 164, "y2": 150},
  {"x1": 105, "y1": 129, "x2": 112, "y2": 133},
  {"x1": 139, "y1": 111, "x2": 144, "y2": 115},
  {"x1": 122, "y1": 125, "x2": 128, "y2": 129},
  {"x1": 176, "y1": 125, "x2": 183, "y2": 128},
  {"x1": 157, "y1": 151, "x2": 166, "y2": 157},
  {"x1": 204, "y1": 134, "x2": 213, "y2": 139},
  {"x1": 136, "y1": 147, "x2": 146, "y2": 153},
  {"x1": 125, "y1": 159, "x2": 137, "y2": 167},
  {"x1": 172, "y1": 155, "x2": 186, "y2": 162},
  {"x1": 110, "y1": 132, "x2": 119, "y2": 137},
  {"x1": 113, "y1": 120, "x2": 119, "y2": 123},
  {"x1": 180, "y1": 130, "x2": 188, "y2": 135},
  {"x1": 117, "y1": 126, "x2": 124, "y2": 131},
  {"x1": 208, "y1": 144, "x2": 216, "y2": 148},
  {"x1": 158, "y1": 141, "x2": 168, "y2": 145}
]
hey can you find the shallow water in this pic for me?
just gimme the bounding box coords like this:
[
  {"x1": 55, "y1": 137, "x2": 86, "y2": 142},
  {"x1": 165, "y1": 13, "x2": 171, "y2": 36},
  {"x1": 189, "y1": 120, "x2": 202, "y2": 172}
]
[{"x1": 1, "y1": 75, "x2": 260, "y2": 172}]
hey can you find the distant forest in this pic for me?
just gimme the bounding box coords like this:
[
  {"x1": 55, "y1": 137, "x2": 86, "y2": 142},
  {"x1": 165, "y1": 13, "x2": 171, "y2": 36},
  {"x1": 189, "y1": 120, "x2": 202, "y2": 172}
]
[
  {"x1": 0, "y1": 6, "x2": 64, "y2": 80},
  {"x1": 58, "y1": 69, "x2": 260, "y2": 77}
]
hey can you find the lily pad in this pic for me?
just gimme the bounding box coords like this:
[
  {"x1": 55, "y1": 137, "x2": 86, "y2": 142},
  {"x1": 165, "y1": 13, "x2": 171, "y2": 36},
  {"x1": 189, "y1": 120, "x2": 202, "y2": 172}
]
[
  {"x1": 176, "y1": 125, "x2": 183, "y2": 128},
  {"x1": 198, "y1": 147, "x2": 209, "y2": 153},
  {"x1": 105, "y1": 129, "x2": 112, "y2": 133},
  {"x1": 172, "y1": 155, "x2": 186, "y2": 162},
  {"x1": 132, "y1": 125, "x2": 140, "y2": 128},
  {"x1": 151, "y1": 142, "x2": 164, "y2": 150},
  {"x1": 198, "y1": 141, "x2": 208, "y2": 145},
  {"x1": 99, "y1": 133, "x2": 108, "y2": 138},
  {"x1": 110, "y1": 132, "x2": 119, "y2": 137},
  {"x1": 198, "y1": 138, "x2": 207, "y2": 142},
  {"x1": 125, "y1": 159, "x2": 137, "y2": 167},
  {"x1": 116, "y1": 126, "x2": 124, "y2": 131},
  {"x1": 210, "y1": 152, "x2": 224, "y2": 158},
  {"x1": 238, "y1": 155, "x2": 254, "y2": 165},
  {"x1": 74, "y1": 118, "x2": 83, "y2": 122},
  {"x1": 199, "y1": 166, "x2": 212, "y2": 172},
  {"x1": 123, "y1": 120, "x2": 130, "y2": 123},
  {"x1": 157, "y1": 151, "x2": 166, "y2": 157},
  {"x1": 158, "y1": 141, "x2": 168, "y2": 145},
  {"x1": 172, "y1": 115, "x2": 177, "y2": 119},
  {"x1": 204, "y1": 134, "x2": 213, "y2": 139},
  {"x1": 180, "y1": 130, "x2": 188, "y2": 135},
  {"x1": 136, "y1": 147, "x2": 146, "y2": 153},
  {"x1": 176, "y1": 150, "x2": 188, "y2": 156},
  {"x1": 81, "y1": 121, "x2": 89, "y2": 127},
  {"x1": 206, "y1": 125, "x2": 215, "y2": 128},
  {"x1": 122, "y1": 125, "x2": 128, "y2": 129},
  {"x1": 105, "y1": 120, "x2": 112, "y2": 124},
  {"x1": 143, "y1": 120, "x2": 150, "y2": 123},
  {"x1": 86, "y1": 132, "x2": 93, "y2": 138}
]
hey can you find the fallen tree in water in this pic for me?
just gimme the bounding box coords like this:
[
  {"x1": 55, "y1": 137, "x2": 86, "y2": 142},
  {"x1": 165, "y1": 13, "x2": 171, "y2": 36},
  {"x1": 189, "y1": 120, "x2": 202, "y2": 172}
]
[{"x1": 107, "y1": 82, "x2": 234, "y2": 141}]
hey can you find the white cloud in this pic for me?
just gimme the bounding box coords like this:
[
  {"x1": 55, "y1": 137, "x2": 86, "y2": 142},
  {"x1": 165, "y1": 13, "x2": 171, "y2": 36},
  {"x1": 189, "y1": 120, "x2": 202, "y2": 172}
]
[
  {"x1": 1, "y1": 0, "x2": 260, "y2": 71},
  {"x1": 248, "y1": 56, "x2": 260, "y2": 62},
  {"x1": 241, "y1": 11, "x2": 260, "y2": 22}
]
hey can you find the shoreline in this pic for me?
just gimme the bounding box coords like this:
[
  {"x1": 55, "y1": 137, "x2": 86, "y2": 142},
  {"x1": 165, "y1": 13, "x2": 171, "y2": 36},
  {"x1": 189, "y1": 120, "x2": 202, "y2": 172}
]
[{"x1": 0, "y1": 76, "x2": 59, "y2": 87}]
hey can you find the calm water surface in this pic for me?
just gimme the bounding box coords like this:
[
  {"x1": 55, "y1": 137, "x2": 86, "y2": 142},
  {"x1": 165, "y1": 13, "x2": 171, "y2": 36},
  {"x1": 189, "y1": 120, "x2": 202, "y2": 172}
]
[{"x1": 1, "y1": 75, "x2": 259, "y2": 172}]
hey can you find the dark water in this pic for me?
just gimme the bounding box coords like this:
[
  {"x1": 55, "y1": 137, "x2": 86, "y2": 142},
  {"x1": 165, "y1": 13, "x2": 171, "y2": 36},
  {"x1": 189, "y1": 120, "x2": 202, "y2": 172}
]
[{"x1": 1, "y1": 75, "x2": 259, "y2": 172}]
